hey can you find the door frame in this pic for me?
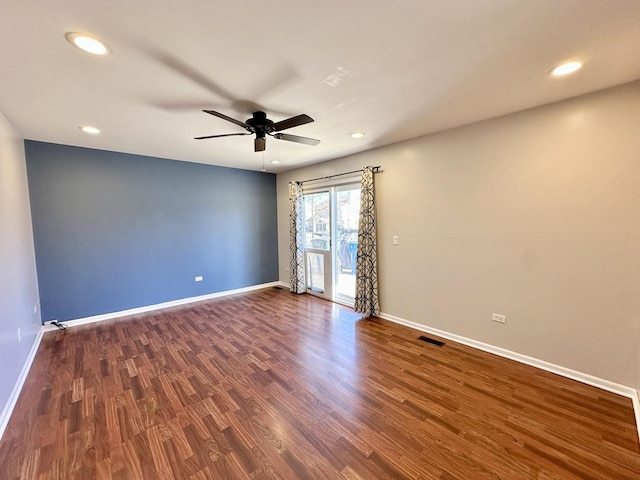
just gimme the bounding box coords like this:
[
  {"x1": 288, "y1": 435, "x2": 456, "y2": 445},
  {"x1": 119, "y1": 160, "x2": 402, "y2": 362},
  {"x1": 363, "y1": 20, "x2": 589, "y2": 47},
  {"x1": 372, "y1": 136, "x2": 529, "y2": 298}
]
[{"x1": 302, "y1": 180, "x2": 360, "y2": 306}]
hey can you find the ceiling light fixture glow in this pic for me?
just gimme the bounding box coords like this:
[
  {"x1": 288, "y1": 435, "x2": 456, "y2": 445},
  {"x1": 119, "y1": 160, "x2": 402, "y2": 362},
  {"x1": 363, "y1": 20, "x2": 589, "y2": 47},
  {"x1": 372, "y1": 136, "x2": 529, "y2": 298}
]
[
  {"x1": 550, "y1": 61, "x2": 583, "y2": 77},
  {"x1": 269, "y1": 160, "x2": 280, "y2": 164},
  {"x1": 350, "y1": 131, "x2": 365, "y2": 139},
  {"x1": 66, "y1": 32, "x2": 109, "y2": 55},
  {"x1": 80, "y1": 126, "x2": 101, "y2": 134}
]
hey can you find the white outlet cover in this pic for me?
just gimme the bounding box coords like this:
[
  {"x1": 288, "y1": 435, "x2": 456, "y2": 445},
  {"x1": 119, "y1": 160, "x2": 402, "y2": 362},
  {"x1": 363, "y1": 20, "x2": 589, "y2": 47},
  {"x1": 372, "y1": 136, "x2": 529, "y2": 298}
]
[{"x1": 195, "y1": 276, "x2": 203, "y2": 282}]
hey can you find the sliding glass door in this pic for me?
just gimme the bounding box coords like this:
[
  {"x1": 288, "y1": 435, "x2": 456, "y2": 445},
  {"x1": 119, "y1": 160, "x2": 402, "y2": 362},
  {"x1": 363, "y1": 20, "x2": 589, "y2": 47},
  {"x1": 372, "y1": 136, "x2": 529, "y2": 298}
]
[{"x1": 303, "y1": 183, "x2": 361, "y2": 305}]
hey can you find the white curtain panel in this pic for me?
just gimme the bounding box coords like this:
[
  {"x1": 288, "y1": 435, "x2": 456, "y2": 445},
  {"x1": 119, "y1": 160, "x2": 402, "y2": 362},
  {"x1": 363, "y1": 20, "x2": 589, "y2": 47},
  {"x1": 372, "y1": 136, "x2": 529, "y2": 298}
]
[
  {"x1": 354, "y1": 166, "x2": 380, "y2": 317},
  {"x1": 288, "y1": 181, "x2": 306, "y2": 294}
]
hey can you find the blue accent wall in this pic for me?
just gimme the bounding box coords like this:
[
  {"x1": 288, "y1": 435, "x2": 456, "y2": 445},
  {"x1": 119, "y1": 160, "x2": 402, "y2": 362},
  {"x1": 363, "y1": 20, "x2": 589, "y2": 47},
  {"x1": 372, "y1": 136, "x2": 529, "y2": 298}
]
[{"x1": 25, "y1": 141, "x2": 278, "y2": 322}]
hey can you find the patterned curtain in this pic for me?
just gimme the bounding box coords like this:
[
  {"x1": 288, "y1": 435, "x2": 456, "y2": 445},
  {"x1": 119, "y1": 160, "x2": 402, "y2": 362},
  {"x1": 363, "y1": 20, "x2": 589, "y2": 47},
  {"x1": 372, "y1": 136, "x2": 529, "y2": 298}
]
[
  {"x1": 354, "y1": 166, "x2": 380, "y2": 317},
  {"x1": 288, "y1": 181, "x2": 306, "y2": 294}
]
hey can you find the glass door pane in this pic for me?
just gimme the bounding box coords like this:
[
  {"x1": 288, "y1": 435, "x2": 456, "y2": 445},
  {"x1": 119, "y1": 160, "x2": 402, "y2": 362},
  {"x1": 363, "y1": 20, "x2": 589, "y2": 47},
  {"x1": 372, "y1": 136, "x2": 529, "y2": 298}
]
[
  {"x1": 303, "y1": 191, "x2": 332, "y2": 299},
  {"x1": 334, "y1": 185, "x2": 361, "y2": 303}
]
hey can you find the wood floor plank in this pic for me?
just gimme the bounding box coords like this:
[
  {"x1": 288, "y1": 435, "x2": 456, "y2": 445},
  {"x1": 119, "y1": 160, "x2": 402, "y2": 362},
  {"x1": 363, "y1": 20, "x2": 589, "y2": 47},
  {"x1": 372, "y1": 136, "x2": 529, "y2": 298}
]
[{"x1": 1, "y1": 287, "x2": 639, "y2": 479}]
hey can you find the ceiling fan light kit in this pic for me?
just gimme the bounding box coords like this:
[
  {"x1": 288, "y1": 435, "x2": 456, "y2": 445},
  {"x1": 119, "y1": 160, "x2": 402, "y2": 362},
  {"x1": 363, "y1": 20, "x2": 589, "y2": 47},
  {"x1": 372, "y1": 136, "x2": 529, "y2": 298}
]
[{"x1": 195, "y1": 110, "x2": 320, "y2": 152}]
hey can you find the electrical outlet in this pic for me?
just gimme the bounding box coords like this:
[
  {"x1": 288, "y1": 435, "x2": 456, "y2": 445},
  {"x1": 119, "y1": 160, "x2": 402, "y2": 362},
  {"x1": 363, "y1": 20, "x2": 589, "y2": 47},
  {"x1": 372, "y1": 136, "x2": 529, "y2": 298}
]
[
  {"x1": 195, "y1": 276, "x2": 203, "y2": 282},
  {"x1": 17, "y1": 328, "x2": 22, "y2": 342},
  {"x1": 393, "y1": 235, "x2": 399, "y2": 245},
  {"x1": 492, "y1": 313, "x2": 506, "y2": 324}
]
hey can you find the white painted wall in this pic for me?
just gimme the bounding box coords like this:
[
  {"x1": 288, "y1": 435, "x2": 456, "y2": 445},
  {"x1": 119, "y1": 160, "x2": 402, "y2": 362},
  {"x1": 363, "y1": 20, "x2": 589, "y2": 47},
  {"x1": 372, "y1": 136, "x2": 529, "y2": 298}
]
[
  {"x1": 0, "y1": 109, "x2": 41, "y2": 433},
  {"x1": 277, "y1": 81, "x2": 640, "y2": 390}
]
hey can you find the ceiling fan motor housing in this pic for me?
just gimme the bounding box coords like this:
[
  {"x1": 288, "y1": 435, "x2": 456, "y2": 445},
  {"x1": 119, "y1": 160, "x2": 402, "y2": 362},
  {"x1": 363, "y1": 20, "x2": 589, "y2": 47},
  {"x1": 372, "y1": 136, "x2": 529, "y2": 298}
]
[{"x1": 245, "y1": 111, "x2": 273, "y2": 137}]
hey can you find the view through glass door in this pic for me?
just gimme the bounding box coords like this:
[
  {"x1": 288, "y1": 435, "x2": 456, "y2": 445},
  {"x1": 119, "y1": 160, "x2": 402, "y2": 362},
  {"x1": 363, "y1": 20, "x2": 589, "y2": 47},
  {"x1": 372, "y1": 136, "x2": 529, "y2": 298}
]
[{"x1": 303, "y1": 183, "x2": 361, "y2": 305}]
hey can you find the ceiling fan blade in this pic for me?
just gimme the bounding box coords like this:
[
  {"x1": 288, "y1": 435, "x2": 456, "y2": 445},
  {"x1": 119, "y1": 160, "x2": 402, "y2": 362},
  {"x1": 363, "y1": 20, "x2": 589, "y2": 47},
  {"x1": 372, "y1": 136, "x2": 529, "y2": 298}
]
[
  {"x1": 274, "y1": 133, "x2": 320, "y2": 146},
  {"x1": 203, "y1": 110, "x2": 249, "y2": 129},
  {"x1": 255, "y1": 137, "x2": 266, "y2": 152},
  {"x1": 272, "y1": 114, "x2": 314, "y2": 132},
  {"x1": 194, "y1": 133, "x2": 250, "y2": 140}
]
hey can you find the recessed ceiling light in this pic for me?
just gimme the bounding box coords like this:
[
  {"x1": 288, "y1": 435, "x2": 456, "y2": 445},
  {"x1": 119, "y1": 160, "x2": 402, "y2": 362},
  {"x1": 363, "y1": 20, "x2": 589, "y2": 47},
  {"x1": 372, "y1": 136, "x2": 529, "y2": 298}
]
[
  {"x1": 80, "y1": 126, "x2": 101, "y2": 134},
  {"x1": 65, "y1": 32, "x2": 109, "y2": 55},
  {"x1": 550, "y1": 61, "x2": 583, "y2": 77},
  {"x1": 350, "y1": 131, "x2": 366, "y2": 139},
  {"x1": 269, "y1": 160, "x2": 280, "y2": 164}
]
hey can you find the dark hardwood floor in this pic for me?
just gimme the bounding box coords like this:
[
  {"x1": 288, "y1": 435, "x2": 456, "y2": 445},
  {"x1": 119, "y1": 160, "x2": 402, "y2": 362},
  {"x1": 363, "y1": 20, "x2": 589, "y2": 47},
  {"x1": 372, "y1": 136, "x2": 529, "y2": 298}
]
[{"x1": 1, "y1": 287, "x2": 639, "y2": 479}]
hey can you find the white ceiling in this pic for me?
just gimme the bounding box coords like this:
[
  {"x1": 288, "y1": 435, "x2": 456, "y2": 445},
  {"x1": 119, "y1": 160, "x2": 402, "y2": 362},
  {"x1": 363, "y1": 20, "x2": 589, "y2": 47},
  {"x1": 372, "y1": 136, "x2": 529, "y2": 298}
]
[{"x1": 2, "y1": 1, "x2": 640, "y2": 173}]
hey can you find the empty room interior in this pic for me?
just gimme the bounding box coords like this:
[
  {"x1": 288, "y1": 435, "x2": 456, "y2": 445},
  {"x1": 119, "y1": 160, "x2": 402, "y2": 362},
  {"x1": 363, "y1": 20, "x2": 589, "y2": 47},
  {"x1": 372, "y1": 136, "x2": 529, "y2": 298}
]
[{"x1": 1, "y1": 1, "x2": 640, "y2": 478}]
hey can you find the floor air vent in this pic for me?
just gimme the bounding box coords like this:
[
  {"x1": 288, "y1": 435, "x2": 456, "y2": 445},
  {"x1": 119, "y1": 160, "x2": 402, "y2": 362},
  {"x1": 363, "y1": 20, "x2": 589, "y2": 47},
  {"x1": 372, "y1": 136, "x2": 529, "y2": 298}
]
[
  {"x1": 273, "y1": 286, "x2": 283, "y2": 290},
  {"x1": 418, "y1": 335, "x2": 445, "y2": 347}
]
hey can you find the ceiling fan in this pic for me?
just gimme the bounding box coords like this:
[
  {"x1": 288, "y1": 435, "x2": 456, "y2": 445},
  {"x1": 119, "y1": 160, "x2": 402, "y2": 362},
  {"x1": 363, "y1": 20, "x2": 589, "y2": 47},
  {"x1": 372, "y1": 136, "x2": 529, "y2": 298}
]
[{"x1": 195, "y1": 110, "x2": 321, "y2": 152}]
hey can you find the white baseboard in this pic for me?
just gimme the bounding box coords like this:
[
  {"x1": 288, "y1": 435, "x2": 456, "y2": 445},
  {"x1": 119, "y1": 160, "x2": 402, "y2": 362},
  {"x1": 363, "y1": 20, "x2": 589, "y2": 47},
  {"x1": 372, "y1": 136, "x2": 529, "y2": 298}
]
[
  {"x1": 43, "y1": 281, "x2": 283, "y2": 331},
  {"x1": 379, "y1": 311, "x2": 640, "y2": 443},
  {"x1": 0, "y1": 327, "x2": 44, "y2": 441},
  {"x1": 633, "y1": 390, "x2": 640, "y2": 445}
]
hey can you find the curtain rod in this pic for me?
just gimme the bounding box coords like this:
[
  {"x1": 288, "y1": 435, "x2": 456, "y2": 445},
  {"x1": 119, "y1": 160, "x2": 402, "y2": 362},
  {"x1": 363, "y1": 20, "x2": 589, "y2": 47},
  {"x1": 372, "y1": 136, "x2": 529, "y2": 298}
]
[{"x1": 296, "y1": 165, "x2": 381, "y2": 185}]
